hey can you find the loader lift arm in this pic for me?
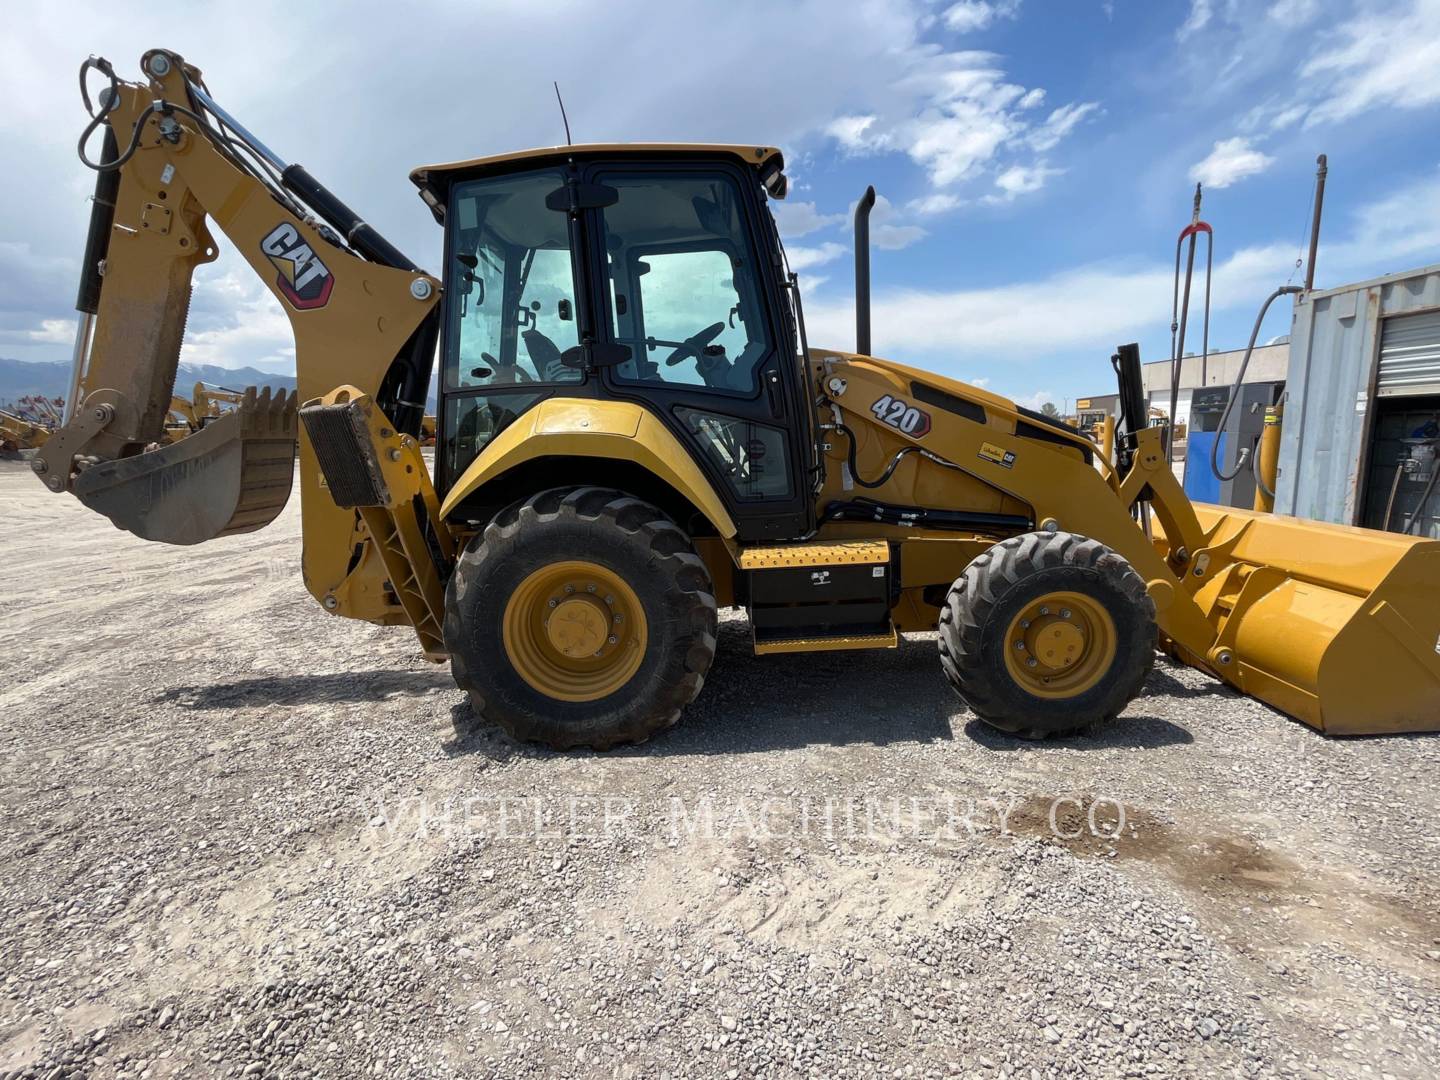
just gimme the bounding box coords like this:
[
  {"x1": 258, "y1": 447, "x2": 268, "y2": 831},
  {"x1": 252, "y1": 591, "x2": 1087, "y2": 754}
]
[{"x1": 35, "y1": 49, "x2": 446, "y2": 632}]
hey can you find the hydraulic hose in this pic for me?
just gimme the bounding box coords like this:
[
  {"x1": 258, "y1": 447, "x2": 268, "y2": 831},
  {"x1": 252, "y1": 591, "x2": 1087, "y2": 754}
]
[
  {"x1": 1211, "y1": 285, "x2": 1302, "y2": 483},
  {"x1": 832, "y1": 422, "x2": 964, "y2": 489}
]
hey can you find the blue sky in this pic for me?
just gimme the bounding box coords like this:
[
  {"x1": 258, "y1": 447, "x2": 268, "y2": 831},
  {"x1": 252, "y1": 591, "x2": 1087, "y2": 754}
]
[{"x1": 3, "y1": 0, "x2": 1439, "y2": 411}]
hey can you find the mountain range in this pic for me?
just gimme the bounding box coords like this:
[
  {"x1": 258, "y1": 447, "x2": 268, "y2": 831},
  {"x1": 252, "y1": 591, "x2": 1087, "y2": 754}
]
[{"x1": 0, "y1": 357, "x2": 297, "y2": 410}]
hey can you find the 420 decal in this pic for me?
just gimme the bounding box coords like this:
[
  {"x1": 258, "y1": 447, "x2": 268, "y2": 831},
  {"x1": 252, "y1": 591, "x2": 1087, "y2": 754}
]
[{"x1": 869, "y1": 394, "x2": 932, "y2": 437}]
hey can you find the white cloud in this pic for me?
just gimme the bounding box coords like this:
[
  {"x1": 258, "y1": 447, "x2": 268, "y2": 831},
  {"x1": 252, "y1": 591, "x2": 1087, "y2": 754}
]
[
  {"x1": 988, "y1": 162, "x2": 1063, "y2": 201},
  {"x1": 942, "y1": 0, "x2": 1022, "y2": 33},
  {"x1": 826, "y1": 115, "x2": 883, "y2": 153},
  {"x1": 907, "y1": 101, "x2": 1017, "y2": 185},
  {"x1": 821, "y1": 48, "x2": 1095, "y2": 193},
  {"x1": 1267, "y1": 103, "x2": 1307, "y2": 131},
  {"x1": 1026, "y1": 102, "x2": 1100, "y2": 152},
  {"x1": 1176, "y1": 0, "x2": 1213, "y2": 41},
  {"x1": 770, "y1": 200, "x2": 845, "y2": 239},
  {"x1": 906, "y1": 192, "x2": 965, "y2": 216},
  {"x1": 26, "y1": 318, "x2": 78, "y2": 345},
  {"x1": 785, "y1": 242, "x2": 848, "y2": 273},
  {"x1": 873, "y1": 224, "x2": 928, "y2": 250},
  {"x1": 1014, "y1": 390, "x2": 1059, "y2": 412},
  {"x1": 1266, "y1": 0, "x2": 1319, "y2": 23},
  {"x1": 1300, "y1": 2, "x2": 1440, "y2": 127},
  {"x1": 1189, "y1": 137, "x2": 1274, "y2": 188}
]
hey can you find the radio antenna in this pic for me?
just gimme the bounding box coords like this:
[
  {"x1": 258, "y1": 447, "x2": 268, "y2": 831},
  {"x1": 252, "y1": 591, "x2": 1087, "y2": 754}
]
[{"x1": 553, "y1": 81, "x2": 573, "y2": 146}]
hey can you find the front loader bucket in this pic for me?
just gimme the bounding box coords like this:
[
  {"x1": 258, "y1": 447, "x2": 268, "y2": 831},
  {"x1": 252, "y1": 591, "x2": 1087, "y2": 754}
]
[
  {"x1": 1181, "y1": 505, "x2": 1440, "y2": 735},
  {"x1": 73, "y1": 388, "x2": 298, "y2": 546}
]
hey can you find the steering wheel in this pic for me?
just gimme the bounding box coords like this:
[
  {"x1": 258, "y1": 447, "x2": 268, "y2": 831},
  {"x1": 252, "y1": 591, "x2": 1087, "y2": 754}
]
[{"x1": 664, "y1": 322, "x2": 726, "y2": 367}]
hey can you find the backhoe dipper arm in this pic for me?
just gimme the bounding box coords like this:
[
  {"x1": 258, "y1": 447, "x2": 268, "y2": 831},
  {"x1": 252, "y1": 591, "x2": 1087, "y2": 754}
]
[{"x1": 35, "y1": 50, "x2": 442, "y2": 622}]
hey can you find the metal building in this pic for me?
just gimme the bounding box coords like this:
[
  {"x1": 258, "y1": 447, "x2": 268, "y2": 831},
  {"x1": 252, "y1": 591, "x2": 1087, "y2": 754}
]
[{"x1": 1276, "y1": 263, "x2": 1440, "y2": 538}]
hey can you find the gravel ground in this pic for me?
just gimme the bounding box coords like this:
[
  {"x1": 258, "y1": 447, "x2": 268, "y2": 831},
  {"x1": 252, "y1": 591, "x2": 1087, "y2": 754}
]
[{"x1": 1, "y1": 458, "x2": 1438, "y2": 1080}]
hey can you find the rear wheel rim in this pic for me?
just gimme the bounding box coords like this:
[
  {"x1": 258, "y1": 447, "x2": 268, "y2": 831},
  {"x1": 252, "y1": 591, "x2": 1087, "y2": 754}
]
[
  {"x1": 1002, "y1": 590, "x2": 1117, "y2": 699},
  {"x1": 502, "y1": 560, "x2": 649, "y2": 702}
]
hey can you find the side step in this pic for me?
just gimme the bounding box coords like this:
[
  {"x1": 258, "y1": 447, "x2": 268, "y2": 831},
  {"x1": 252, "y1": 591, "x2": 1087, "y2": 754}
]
[
  {"x1": 754, "y1": 629, "x2": 898, "y2": 656},
  {"x1": 740, "y1": 539, "x2": 899, "y2": 655}
]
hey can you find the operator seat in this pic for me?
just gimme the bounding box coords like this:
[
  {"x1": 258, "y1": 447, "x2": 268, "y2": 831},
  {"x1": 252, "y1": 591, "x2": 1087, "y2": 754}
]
[{"x1": 521, "y1": 329, "x2": 571, "y2": 383}]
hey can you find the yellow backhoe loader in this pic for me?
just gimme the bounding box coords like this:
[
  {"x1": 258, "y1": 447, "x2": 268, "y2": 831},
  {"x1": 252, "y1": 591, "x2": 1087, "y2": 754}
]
[
  {"x1": 163, "y1": 381, "x2": 247, "y2": 443},
  {"x1": 1, "y1": 410, "x2": 52, "y2": 458},
  {"x1": 33, "y1": 50, "x2": 1439, "y2": 748}
]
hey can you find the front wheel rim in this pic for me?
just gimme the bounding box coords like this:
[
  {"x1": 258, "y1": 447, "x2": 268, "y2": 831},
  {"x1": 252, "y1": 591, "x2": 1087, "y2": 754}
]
[
  {"x1": 1002, "y1": 590, "x2": 1117, "y2": 699},
  {"x1": 502, "y1": 560, "x2": 649, "y2": 702}
]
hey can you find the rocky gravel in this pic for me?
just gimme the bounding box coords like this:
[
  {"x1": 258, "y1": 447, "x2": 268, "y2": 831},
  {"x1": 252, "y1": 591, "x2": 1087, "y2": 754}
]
[{"x1": 1, "y1": 459, "x2": 1438, "y2": 1079}]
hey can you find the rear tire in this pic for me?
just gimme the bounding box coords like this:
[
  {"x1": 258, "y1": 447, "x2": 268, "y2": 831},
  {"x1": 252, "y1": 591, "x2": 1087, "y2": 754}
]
[
  {"x1": 938, "y1": 531, "x2": 1155, "y2": 739},
  {"x1": 444, "y1": 487, "x2": 717, "y2": 750}
]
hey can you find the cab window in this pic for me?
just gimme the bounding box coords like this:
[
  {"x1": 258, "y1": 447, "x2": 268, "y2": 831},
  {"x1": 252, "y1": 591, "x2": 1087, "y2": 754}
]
[
  {"x1": 445, "y1": 169, "x2": 582, "y2": 390},
  {"x1": 597, "y1": 172, "x2": 773, "y2": 393}
]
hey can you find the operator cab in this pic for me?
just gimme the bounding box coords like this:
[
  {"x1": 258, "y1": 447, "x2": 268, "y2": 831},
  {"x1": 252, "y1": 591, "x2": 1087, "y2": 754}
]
[{"x1": 411, "y1": 145, "x2": 815, "y2": 542}]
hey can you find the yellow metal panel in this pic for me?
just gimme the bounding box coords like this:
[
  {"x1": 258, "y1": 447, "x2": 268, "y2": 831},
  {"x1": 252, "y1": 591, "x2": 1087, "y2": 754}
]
[
  {"x1": 534, "y1": 399, "x2": 642, "y2": 437},
  {"x1": 439, "y1": 399, "x2": 737, "y2": 538},
  {"x1": 754, "y1": 629, "x2": 898, "y2": 655},
  {"x1": 739, "y1": 540, "x2": 889, "y2": 569},
  {"x1": 1190, "y1": 503, "x2": 1420, "y2": 597}
]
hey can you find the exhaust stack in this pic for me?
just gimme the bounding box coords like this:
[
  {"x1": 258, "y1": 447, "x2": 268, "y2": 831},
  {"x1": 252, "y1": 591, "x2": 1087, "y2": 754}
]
[{"x1": 854, "y1": 185, "x2": 876, "y2": 355}]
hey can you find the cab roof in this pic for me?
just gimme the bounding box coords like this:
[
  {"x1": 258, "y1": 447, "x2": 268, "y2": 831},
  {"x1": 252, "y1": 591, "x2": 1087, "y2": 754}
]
[{"x1": 410, "y1": 143, "x2": 787, "y2": 205}]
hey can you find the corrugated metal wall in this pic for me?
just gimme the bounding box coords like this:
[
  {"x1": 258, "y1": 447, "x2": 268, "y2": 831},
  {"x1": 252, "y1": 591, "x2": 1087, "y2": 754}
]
[
  {"x1": 1378, "y1": 308, "x2": 1440, "y2": 397},
  {"x1": 1276, "y1": 264, "x2": 1440, "y2": 524}
]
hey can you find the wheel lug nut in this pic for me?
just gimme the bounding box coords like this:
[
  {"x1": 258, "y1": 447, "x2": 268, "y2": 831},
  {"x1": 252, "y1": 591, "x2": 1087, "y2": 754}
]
[
  {"x1": 607, "y1": 635, "x2": 617, "y2": 645},
  {"x1": 1014, "y1": 641, "x2": 1025, "y2": 651},
  {"x1": 547, "y1": 599, "x2": 558, "y2": 608},
  {"x1": 1020, "y1": 620, "x2": 1031, "y2": 630},
  {"x1": 587, "y1": 584, "x2": 597, "y2": 593},
  {"x1": 613, "y1": 614, "x2": 622, "y2": 623},
  {"x1": 1026, "y1": 658, "x2": 1038, "y2": 667},
  {"x1": 605, "y1": 595, "x2": 614, "y2": 605},
  {"x1": 1039, "y1": 606, "x2": 1050, "y2": 616},
  {"x1": 564, "y1": 585, "x2": 575, "y2": 594},
  {"x1": 1061, "y1": 609, "x2": 1072, "y2": 619}
]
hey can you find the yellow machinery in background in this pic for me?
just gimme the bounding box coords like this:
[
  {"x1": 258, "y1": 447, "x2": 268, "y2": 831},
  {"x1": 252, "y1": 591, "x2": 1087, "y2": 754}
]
[
  {"x1": 31, "y1": 49, "x2": 1439, "y2": 748},
  {"x1": 163, "y1": 381, "x2": 246, "y2": 443},
  {"x1": 2, "y1": 410, "x2": 52, "y2": 457}
]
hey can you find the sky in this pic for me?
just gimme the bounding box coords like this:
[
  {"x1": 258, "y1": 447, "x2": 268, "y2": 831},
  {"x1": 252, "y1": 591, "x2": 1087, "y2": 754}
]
[{"x1": 2, "y1": 0, "x2": 1439, "y2": 412}]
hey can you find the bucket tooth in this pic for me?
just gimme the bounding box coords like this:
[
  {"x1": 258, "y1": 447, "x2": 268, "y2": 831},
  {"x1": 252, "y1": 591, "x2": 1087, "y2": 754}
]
[{"x1": 72, "y1": 387, "x2": 298, "y2": 545}]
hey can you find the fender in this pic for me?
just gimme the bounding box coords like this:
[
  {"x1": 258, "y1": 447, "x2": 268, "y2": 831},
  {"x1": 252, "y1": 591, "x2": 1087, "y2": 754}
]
[{"x1": 439, "y1": 398, "x2": 738, "y2": 538}]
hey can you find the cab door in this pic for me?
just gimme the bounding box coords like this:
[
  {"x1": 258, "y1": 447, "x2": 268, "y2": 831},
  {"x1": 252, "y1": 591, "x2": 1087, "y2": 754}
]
[{"x1": 584, "y1": 161, "x2": 813, "y2": 542}]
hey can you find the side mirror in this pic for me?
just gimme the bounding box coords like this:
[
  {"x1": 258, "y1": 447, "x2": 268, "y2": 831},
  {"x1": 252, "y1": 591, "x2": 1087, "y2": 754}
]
[{"x1": 557, "y1": 298, "x2": 572, "y2": 321}]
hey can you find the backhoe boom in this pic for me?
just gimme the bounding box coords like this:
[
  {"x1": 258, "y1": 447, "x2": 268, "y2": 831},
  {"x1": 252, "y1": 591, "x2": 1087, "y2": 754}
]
[{"x1": 36, "y1": 49, "x2": 445, "y2": 630}]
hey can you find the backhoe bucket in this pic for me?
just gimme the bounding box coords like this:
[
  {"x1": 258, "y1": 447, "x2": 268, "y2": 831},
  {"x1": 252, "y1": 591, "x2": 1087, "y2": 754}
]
[
  {"x1": 73, "y1": 387, "x2": 298, "y2": 546},
  {"x1": 1180, "y1": 505, "x2": 1440, "y2": 735}
]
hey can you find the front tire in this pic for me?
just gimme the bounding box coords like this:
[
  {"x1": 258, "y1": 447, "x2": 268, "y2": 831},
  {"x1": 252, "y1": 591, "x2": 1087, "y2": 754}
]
[
  {"x1": 444, "y1": 487, "x2": 717, "y2": 750},
  {"x1": 938, "y1": 531, "x2": 1156, "y2": 739}
]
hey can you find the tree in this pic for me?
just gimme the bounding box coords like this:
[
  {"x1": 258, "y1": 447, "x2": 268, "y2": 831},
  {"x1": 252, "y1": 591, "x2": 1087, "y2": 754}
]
[{"x1": 1040, "y1": 401, "x2": 1060, "y2": 418}]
